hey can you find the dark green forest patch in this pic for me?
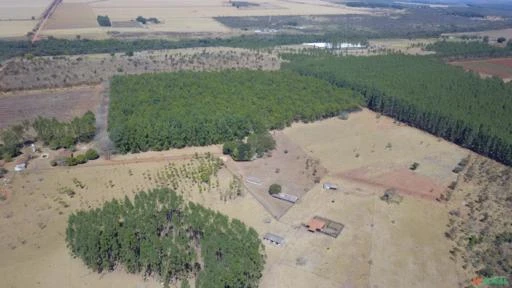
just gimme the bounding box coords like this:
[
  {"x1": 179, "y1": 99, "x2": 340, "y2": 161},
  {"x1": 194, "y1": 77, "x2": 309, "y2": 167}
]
[
  {"x1": 283, "y1": 54, "x2": 512, "y2": 165},
  {"x1": 426, "y1": 40, "x2": 512, "y2": 59},
  {"x1": 66, "y1": 188, "x2": 264, "y2": 287},
  {"x1": 108, "y1": 70, "x2": 360, "y2": 153}
]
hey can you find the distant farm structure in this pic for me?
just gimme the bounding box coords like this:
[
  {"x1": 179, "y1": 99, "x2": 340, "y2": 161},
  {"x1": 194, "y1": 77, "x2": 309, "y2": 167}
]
[
  {"x1": 272, "y1": 192, "x2": 298, "y2": 203},
  {"x1": 263, "y1": 233, "x2": 285, "y2": 246},
  {"x1": 323, "y1": 183, "x2": 338, "y2": 190},
  {"x1": 305, "y1": 216, "x2": 344, "y2": 238}
]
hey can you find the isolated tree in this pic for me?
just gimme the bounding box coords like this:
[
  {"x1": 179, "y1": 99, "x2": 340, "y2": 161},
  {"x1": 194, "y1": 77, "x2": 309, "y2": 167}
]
[{"x1": 268, "y1": 184, "x2": 281, "y2": 195}]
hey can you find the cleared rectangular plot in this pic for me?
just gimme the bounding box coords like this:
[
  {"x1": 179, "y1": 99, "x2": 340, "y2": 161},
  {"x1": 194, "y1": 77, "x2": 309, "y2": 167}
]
[
  {"x1": 44, "y1": 3, "x2": 99, "y2": 29},
  {"x1": 0, "y1": 86, "x2": 102, "y2": 129}
]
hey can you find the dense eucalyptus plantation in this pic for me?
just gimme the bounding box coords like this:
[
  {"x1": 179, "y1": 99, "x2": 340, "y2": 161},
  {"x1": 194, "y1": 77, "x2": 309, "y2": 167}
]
[
  {"x1": 66, "y1": 188, "x2": 265, "y2": 288},
  {"x1": 283, "y1": 54, "x2": 512, "y2": 165},
  {"x1": 108, "y1": 70, "x2": 360, "y2": 153}
]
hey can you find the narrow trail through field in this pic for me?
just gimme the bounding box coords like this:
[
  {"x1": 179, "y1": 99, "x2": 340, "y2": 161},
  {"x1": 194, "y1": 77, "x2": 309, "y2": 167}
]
[
  {"x1": 35, "y1": 152, "x2": 224, "y2": 172},
  {"x1": 93, "y1": 82, "x2": 115, "y2": 155}
]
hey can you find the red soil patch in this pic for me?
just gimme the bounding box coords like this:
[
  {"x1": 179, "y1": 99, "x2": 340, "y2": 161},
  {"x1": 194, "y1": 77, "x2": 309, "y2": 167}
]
[
  {"x1": 488, "y1": 58, "x2": 512, "y2": 67},
  {"x1": 339, "y1": 167, "x2": 444, "y2": 200},
  {"x1": 450, "y1": 58, "x2": 512, "y2": 80}
]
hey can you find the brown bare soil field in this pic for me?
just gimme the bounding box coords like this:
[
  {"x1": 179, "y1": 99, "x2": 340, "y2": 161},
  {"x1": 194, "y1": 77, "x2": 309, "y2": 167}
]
[
  {"x1": 45, "y1": 3, "x2": 99, "y2": 30},
  {"x1": 339, "y1": 166, "x2": 445, "y2": 200},
  {"x1": 0, "y1": 110, "x2": 473, "y2": 288},
  {"x1": 0, "y1": 85, "x2": 102, "y2": 129},
  {"x1": 450, "y1": 58, "x2": 512, "y2": 81},
  {"x1": 0, "y1": 47, "x2": 281, "y2": 91}
]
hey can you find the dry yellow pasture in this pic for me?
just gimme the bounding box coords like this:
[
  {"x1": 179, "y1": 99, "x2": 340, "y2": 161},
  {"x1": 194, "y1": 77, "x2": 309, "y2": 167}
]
[{"x1": 0, "y1": 109, "x2": 471, "y2": 288}]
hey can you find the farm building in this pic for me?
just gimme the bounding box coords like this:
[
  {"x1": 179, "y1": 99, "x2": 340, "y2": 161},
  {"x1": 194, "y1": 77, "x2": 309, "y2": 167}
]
[
  {"x1": 14, "y1": 154, "x2": 30, "y2": 172},
  {"x1": 263, "y1": 233, "x2": 285, "y2": 246},
  {"x1": 305, "y1": 216, "x2": 344, "y2": 238},
  {"x1": 272, "y1": 192, "x2": 298, "y2": 203},
  {"x1": 323, "y1": 183, "x2": 338, "y2": 190}
]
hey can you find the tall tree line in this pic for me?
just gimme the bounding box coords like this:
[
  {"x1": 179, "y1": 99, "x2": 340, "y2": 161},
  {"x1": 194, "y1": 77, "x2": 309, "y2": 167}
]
[
  {"x1": 108, "y1": 70, "x2": 360, "y2": 153},
  {"x1": 66, "y1": 188, "x2": 265, "y2": 287},
  {"x1": 283, "y1": 54, "x2": 512, "y2": 165},
  {"x1": 426, "y1": 40, "x2": 512, "y2": 59}
]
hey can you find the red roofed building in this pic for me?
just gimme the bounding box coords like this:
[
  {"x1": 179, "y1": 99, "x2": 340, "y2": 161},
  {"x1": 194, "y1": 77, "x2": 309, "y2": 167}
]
[{"x1": 306, "y1": 218, "x2": 326, "y2": 232}]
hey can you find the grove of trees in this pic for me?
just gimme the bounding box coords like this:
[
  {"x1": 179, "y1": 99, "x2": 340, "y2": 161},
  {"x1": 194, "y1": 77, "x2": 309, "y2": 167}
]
[
  {"x1": 96, "y1": 15, "x2": 112, "y2": 27},
  {"x1": 33, "y1": 111, "x2": 96, "y2": 149},
  {"x1": 66, "y1": 188, "x2": 265, "y2": 287},
  {"x1": 1, "y1": 112, "x2": 96, "y2": 161},
  {"x1": 223, "y1": 132, "x2": 276, "y2": 161},
  {"x1": 284, "y1": 54, "x2": 512, "y2": 165},
  {"x1": 108, "y1": 70, "x2": 360, "y2": 153}
]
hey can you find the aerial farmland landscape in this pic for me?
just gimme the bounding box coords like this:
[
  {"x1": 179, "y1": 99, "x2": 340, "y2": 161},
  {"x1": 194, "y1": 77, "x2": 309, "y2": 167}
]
[{"x1": 1, "y1": 0, "x2": 512, "y2": 288}]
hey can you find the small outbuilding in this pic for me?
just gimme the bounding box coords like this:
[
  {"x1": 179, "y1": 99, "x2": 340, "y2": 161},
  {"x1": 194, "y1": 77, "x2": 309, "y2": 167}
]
[
  {"x1": 14, "y1": 155, "x2": 30, "y2": 172},
  {"x1": 272, "y1": 192, "x2": 298, "y2": 203},
  {"x1": 263, "y1": 233, "x2": 285, "y2": 246},
  {"x1": 323, "y1": 183, "x2": 338, "y2": 190}
]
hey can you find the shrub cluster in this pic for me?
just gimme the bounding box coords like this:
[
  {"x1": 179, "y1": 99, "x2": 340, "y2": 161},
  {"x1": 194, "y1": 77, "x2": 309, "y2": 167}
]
[
  {"x1": 223, "y1": 132, "x2": 276, "y2": 161},
  {"x1": 59, "y1": 149, "x2": 99, "y2": 167}
]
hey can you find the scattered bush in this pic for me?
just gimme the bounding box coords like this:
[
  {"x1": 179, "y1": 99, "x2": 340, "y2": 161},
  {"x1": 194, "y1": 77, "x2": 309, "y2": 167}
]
[
  {"x1": 0, "y1": 168, "x2": 7, "y2": 178},
  {"x1": 75, "y1": 154, "x2": 88, "y2": 164},
  {"x1": 409, "y1": 162, "x2": 420, "y2": 171},
  {"x1": 380, "y1": 188, "x2": 403, "y2": 204},
  {"x1": 247, "y1": 132, "x2": 276, "y2": 157},
  {"x1": 222, "y1": 141, "x2": 237, "y2": 155},
  {"x1": 268, "y1": 183, "x2": 282, "y2": 195},
  {"x1": 85, "y1": 149, "x2": 99, "y2": 160}
]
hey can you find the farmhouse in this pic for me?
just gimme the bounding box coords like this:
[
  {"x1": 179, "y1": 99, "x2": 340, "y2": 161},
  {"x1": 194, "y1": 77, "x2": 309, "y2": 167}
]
[
  {"x1": 323, "y1": 183, "x2": 338, "y2": 190},
  {"x1": 263, "y1": 233, "x2": 285, "y2": 246},
  {"x1": 272, "y1": 192, "x2": 298, "y2": 203},
  {"x1": 305, "y1": 216, "x2": 344, "y2": 238},
  {"x1": 306, "y1": 217, "x2": 326, "y2": 232}
]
